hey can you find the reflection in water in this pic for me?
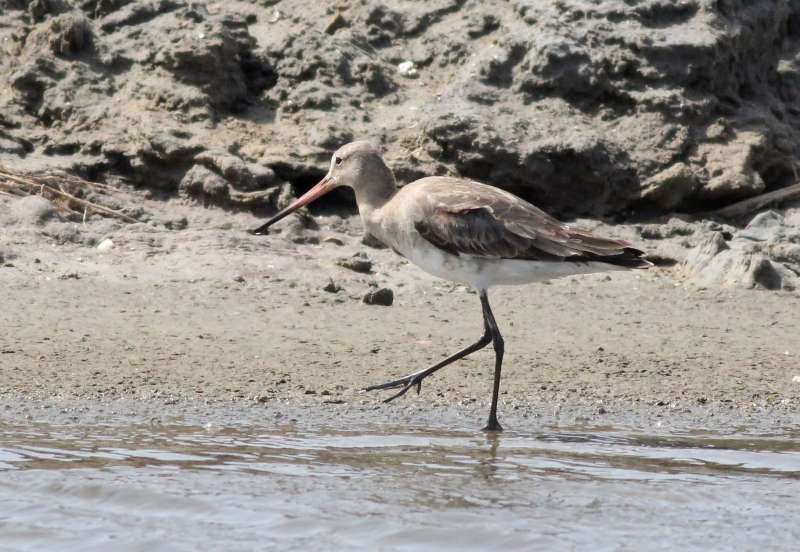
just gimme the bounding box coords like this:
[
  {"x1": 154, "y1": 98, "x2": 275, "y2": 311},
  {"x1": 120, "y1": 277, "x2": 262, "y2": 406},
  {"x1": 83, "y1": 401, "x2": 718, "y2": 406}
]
[
  {"x1": 473, "y1": 432, "x2": 502, "y2": 482},
  {"x1": 0, "y1": 421, "x2": 799, "y2": 551}
]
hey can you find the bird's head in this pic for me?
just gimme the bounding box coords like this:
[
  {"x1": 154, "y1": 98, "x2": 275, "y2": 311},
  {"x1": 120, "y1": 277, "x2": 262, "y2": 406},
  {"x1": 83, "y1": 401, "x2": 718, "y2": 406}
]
[{"x1": 251, "y1": 141, "x2": 392, "y2": 235}]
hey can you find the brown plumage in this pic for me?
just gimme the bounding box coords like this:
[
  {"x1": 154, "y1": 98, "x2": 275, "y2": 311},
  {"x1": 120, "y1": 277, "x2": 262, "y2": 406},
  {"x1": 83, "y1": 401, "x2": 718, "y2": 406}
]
[
  {"x1": 251, "y1": 141, "x2": 651, "y2": 432},
  {"x1": 412, "y1": 178, "x2": 649, "y2": 268}
]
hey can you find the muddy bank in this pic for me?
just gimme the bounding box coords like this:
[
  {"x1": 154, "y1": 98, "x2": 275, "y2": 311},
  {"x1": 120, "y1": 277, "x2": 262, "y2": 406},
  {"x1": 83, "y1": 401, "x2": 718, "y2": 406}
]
[
  {"x1": 1, "y1": 194, "x2": 799, "y2": 430},
  {"x1": 2, "y1": 0, "x2": 800, "y2": 217}
]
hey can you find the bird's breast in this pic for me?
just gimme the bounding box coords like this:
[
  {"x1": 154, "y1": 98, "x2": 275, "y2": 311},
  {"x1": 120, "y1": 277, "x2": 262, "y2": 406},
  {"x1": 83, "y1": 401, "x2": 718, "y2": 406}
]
[{"x1": 364, "y1": 199, "x2": 495, "y2": 288}]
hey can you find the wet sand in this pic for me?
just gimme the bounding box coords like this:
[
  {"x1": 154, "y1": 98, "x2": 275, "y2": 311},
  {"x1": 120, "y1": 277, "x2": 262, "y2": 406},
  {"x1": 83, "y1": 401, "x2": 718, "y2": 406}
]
[{"x1": 2, "y1": 198, "x2": 799, "y2": 431}]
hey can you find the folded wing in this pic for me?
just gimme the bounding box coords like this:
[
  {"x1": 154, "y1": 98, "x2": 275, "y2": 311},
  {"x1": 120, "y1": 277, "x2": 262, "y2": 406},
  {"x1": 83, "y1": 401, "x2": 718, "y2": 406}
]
[{"x1": 413, "y1": 180, "x2": 650, "y2": 268}]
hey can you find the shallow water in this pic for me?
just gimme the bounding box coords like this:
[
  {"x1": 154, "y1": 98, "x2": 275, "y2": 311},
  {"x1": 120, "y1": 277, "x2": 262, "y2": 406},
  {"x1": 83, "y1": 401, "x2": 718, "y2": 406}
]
[{"x1": 1, "y1": 420, "x2": 798, "y2": 551}]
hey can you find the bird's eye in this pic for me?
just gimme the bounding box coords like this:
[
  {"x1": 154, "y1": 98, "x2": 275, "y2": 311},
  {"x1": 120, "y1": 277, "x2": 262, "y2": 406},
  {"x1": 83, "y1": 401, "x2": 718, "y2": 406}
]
[{"x1": 335, "y1": 156, "x2": 343, "y2": 166}]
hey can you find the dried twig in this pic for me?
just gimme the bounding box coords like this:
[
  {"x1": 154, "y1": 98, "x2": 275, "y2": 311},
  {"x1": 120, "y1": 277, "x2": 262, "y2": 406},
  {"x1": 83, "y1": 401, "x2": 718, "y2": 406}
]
[
  {"x1": 705, "y1": 182, "x2": 800, "y2": 219},
  {"x1": 0, "y1": 166, "x2": 139, "y2": 224}
]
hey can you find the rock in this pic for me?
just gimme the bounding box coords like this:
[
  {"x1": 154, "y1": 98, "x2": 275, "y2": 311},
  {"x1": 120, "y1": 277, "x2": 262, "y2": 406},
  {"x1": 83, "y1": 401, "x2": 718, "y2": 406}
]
[
  {"x1": 322, "y1": 279, "x2": 341, "y2": 293},
  {"x1": 165, "y1": 216, "x2": 189, "y2": 230},
  {"x1": 361, "y1": 233, "x2": 387, "y2": 249},
  {"x1": 10, "y1": 196, "x2": 57, "y2": 225},
  {"x1": 28, "y1": 0, "x2": 69, "y2": 22},
  {"x1": 0, "y1": 0, "x2": 25, "y2": 10},
  {"x1": 307, "y1": 124, "x2": 354, "y2": 150},
  {"x1": 322, "y1": 236, "x2": 345, "y2": 246},
  {"x1": 683, "y1": 229, "x2": 800, "y2": 291},
  {"x1": 695, "y1": 132, "x2": 767, "y2": 202},
  {"x1": 639, "y1": 164, "x2": 698, "y2": 210},
  {"x1": 281, "y1": 215, "x2": 319, "y2": 244},
  {"x1": 180, "y1": 165, "x2": 230, "y2": 201},
  {"x1": 195, "y1": 151, "x2": 277, "y2": 191},
  {"x1": 738, "y1": 211, "x2": 785, "y2": 242},
  {"x1": 363, "y1": 287, "x2": 393, "y2": 306},
  {"x1": 637, "y1": 218, "x2": 697, "y2": 240},
  {"x1": 785, "y1": 208, "x2": 800, "y2": 228},
  {"x1": 684, "y1": 232, "x2": 730, "y2": 275},
  {"x1": 397, "y1": 61, "x2": 418, "y2": 78},
  {"x1": 23, "y1": 12, "x2": 93, "y2": 57},
  {"x1": 274, "y1": 182, "x2": 297, "y2": 211},
  {"x1": 746, "y1": 256, "x2": 782, "y2": 290},
  {"x1": 466, "y1": 12, "x2": 498, "y2": 38},
  {"x1": 44, "y1": 222, "x2": 82, "y2": 244},
  {"x1": 337, "y1": 252, "x2": 373, "y2": 274},
  {"x1": 770, "y1": 243, "x2": 800, "y2": 264},
  {"x1": 0, "y1": 134, "x2": 31, "y2": 155},
  {"x1": 152, "y1": 10, "x2": 253, "y2": 112},
  {"x1": 96, "y1": 238, "x2": 114, "y2": 252},
  {"x1": 324, "y1": 13, "x2": 347, "y2": 35}
]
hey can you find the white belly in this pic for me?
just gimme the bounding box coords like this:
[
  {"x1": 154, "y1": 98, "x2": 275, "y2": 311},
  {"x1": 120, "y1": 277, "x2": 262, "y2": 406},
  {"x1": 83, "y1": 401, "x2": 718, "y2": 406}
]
[
  {"x1": 403, "y1": 239, "x2": 623, "y2": 290},
  {"x1": 363, "y1": 202, "x2": 624, "y2": 290}
]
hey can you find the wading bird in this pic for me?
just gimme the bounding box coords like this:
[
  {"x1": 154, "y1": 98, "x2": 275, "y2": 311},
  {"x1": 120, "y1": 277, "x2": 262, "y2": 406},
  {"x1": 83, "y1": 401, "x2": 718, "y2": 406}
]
[{"x1": 252, "y1": 142, "x2": 650, "y2": 431}]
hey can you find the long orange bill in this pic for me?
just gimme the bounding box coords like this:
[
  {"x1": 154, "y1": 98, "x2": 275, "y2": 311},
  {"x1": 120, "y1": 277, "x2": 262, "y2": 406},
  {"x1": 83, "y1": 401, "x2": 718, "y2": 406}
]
[{"x1": 250, "y1": 175, "x2": 334, "y2": 235}]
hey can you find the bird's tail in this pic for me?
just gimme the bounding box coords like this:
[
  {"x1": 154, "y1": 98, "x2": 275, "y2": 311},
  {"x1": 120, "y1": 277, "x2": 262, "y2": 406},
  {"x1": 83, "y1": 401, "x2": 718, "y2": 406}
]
[
  {"x1": 591, "y1": 246, "x2": 653, "y2": 269},
  {"x1": 565, "y1": 230, "x2": 652, "y2": 269}
]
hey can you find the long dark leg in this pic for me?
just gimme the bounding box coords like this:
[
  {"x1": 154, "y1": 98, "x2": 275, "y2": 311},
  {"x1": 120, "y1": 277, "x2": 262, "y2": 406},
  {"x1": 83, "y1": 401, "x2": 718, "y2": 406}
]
[
  {"x1": 480, "y1": 289, "x2": 504, "y2": 432},
  {"x1": 364, "y1": 298, "x2": 493, "y2": 402}
]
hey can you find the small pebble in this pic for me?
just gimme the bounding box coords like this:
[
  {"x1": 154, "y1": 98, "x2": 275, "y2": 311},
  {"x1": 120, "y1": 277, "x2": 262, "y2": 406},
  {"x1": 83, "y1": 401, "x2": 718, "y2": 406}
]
[
  {"x1": 324, "y1": 13, "x2": 347, "y2": 34},
  {"x1": 398, "y1": 60, "x2": 418, "y2": 78},
  {"x1": 322, "y1": 236, "x2": 345, "y2": 246},
  {"x1": 363, "y1": 288, "x2": 394, "y2": 306},
  {"x1": 96, "y1": 238, "x2": 114, "y2": 252},
  {"x1": 322, "y1": 279, "x2": 342, "y2": 293},
  {"x1": 338, "y1": 253, "x2": 373, "y2": 273},
  {"x1": 361, "y1": 233, "x2": 387, "y2": 249}
]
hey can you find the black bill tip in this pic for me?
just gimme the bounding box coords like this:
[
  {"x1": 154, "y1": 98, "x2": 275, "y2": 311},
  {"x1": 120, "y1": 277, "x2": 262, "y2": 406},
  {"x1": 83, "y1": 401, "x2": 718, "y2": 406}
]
[{"x1": 250, "y1": 222, "x2": 272, "y2": 235}]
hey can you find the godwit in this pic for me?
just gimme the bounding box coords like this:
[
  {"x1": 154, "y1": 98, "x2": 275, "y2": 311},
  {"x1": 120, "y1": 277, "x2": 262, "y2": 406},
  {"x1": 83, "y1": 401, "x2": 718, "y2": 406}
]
[{"x1": 252, "y1": 141, "x2": 650, "y2": 431}]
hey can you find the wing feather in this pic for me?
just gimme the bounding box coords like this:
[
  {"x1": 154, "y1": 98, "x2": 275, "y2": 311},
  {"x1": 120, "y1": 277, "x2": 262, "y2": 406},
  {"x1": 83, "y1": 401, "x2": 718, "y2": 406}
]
[{"x1": 412, "y1": 179, "x2": 649, "y2": 268}]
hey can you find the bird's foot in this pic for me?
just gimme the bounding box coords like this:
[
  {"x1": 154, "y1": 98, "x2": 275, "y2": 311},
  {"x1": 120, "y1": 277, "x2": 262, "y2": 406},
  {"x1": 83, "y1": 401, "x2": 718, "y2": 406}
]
[
  {"x1": 482, "y1": 414, "x2": 503, "y2": 432},
  {"x1": 363, "y1": 370, "x2": 430, "y2": 403}
]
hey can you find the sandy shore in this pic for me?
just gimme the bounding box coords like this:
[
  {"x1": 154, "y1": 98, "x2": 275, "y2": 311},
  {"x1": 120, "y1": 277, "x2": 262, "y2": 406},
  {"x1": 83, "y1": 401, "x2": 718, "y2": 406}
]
[{"x1": 2, "y1": 197, "x2": 799, "y2": 431}]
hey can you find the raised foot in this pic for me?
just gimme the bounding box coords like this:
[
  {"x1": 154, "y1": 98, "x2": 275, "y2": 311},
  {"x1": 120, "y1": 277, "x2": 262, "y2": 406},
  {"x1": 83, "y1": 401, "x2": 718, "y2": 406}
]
[
  {"x1": 363, "y1": 371, "x2": 429, "y2": 403},
  {"x1": 482, "y1": 416, "x2": 504, "y2": 432}
]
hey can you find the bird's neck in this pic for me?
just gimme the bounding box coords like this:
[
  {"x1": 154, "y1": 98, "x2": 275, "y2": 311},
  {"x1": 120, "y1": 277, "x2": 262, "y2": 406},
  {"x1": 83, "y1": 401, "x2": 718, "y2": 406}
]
[{"x1": 353, "y1": 171, "x2": 397, "y2": 216}]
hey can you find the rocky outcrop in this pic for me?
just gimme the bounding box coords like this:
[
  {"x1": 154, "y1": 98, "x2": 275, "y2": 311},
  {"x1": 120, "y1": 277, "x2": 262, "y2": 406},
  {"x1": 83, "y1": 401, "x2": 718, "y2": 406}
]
[
  {"x1": 1, "y1": 0, "x2": 799, "y2": 217},
  {"x1": 683, "y1": 209, "x2": 800, "y2": 290}
]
